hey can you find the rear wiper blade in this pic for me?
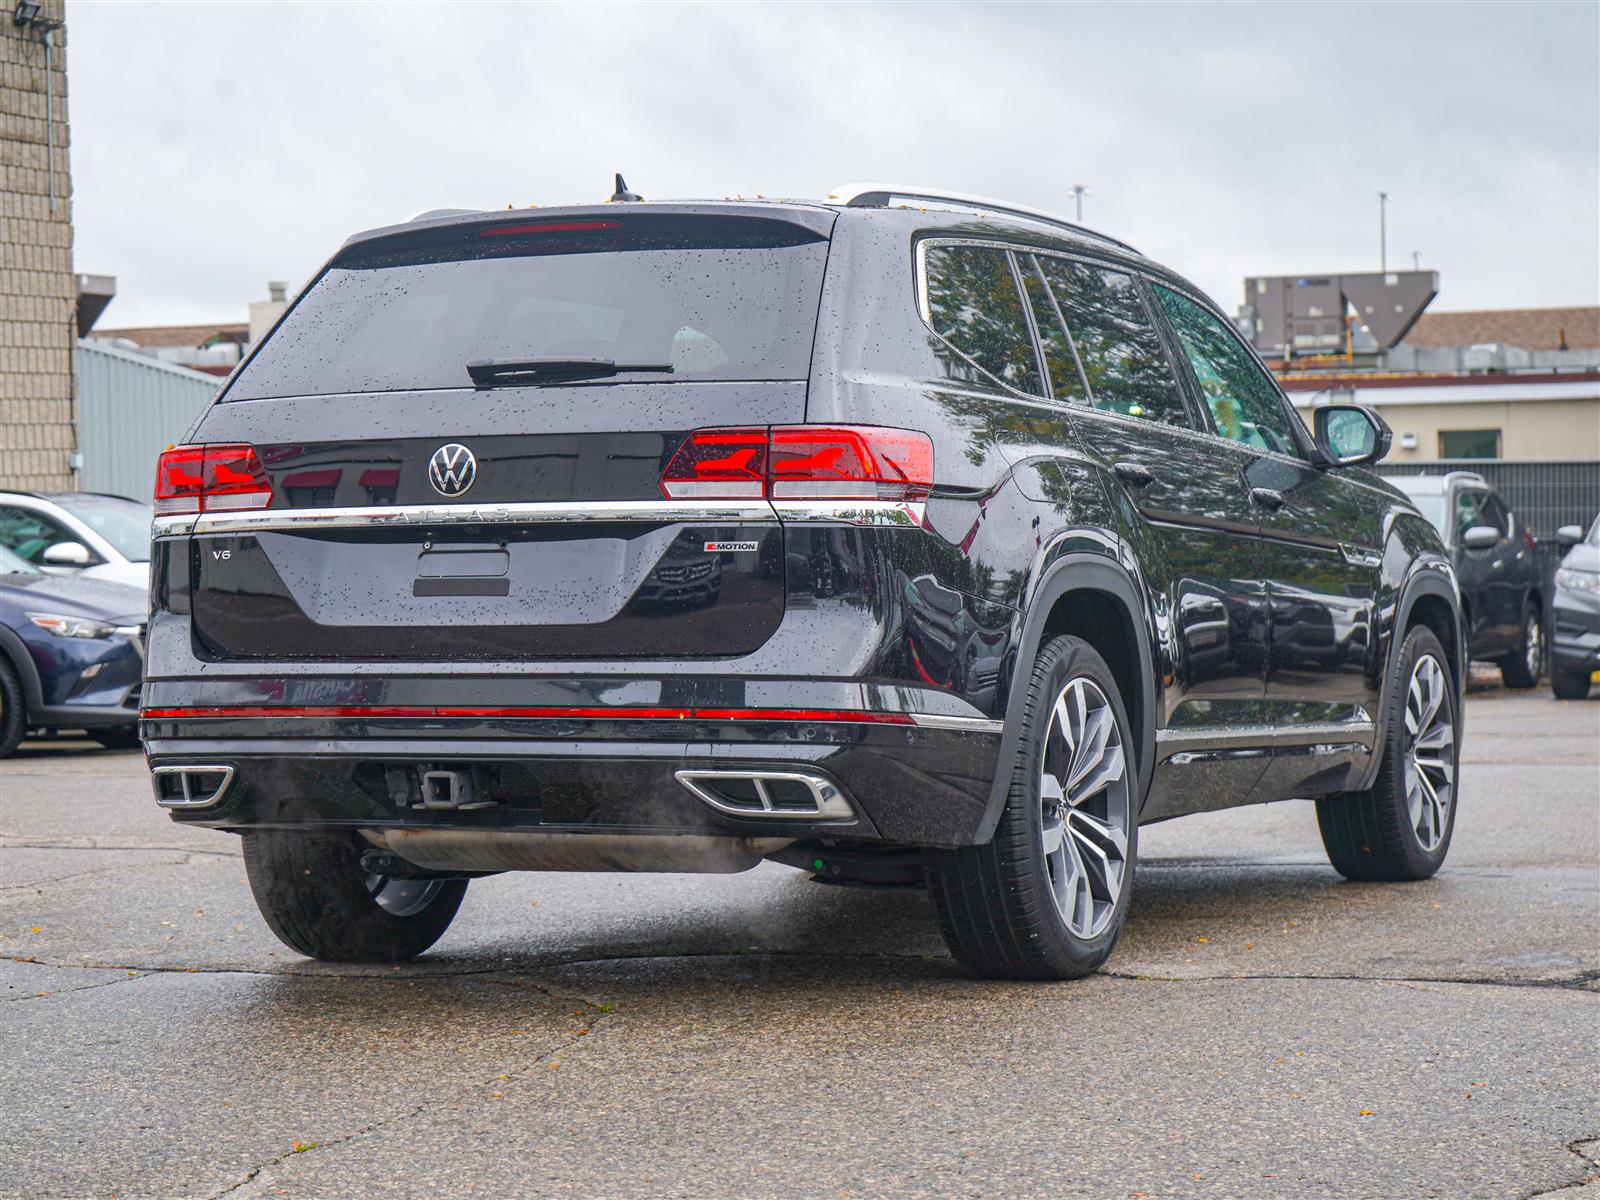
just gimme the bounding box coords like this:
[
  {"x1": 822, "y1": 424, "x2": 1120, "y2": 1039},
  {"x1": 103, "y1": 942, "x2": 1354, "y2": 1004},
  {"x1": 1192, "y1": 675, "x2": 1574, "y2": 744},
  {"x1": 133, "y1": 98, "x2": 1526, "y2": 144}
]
[{"x1": 466, "y1": 357, "x2": 674, "y2": 387}]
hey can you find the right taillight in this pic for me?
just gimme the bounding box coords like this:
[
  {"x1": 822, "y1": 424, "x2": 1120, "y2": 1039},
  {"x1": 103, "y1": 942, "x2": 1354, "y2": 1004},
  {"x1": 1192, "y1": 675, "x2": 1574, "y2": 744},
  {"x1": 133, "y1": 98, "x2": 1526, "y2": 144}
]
[
  {"x1": 154, "y1": 444, "x2": 273, "y2": 515},
  {"x1": 660, "y1": 426, "x2": 932, "y2": 502}
]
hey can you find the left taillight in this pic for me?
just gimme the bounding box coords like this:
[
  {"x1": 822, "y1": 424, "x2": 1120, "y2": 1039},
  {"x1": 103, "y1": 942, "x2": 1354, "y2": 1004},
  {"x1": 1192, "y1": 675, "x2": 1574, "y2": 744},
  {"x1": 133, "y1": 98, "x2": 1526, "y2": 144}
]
[
  {"x1": 660, "y1": 426, "x2": 933, "y2": 503},
  {"x1": 154, "y1": 444, "x2": 272, "y2": 515}
]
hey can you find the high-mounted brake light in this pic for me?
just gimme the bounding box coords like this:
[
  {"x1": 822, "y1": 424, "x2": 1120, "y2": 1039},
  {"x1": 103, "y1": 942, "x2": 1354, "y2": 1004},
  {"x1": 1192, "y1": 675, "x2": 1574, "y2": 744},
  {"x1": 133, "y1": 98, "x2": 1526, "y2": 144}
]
[
  {"x1": 480, "y1": 221, "x2": 621, "y2": 238},
  {"x1": 154, "y1": 444, "x2": 273, "y2": 515},
  {"x1": 660, "y1": 426, "x2": 933, "y2": 502}
]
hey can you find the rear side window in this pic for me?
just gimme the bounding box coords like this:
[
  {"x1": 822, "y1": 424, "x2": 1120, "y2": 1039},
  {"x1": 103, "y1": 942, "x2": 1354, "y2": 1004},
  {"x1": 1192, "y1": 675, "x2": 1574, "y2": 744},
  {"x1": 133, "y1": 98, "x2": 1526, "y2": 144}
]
[
  {"x1": 1153, "y1": 285, "x2": 1304, "y2": 458},
  {"x1": 226, "y1": 215, "x2": 830, "y2": 400},
  {"x1": 923, "y1": 245, "x2": 1044, "y2": 395},
  {"x1": 1019, "y1": 256, "x2": 1087, "y2": 404},
  {"x1": 1036, "y1": 258, "x2": 1188, "y2": 426},
  {"x1": 1479, "y1": 492, "x2": 1510, "y2": 535}
]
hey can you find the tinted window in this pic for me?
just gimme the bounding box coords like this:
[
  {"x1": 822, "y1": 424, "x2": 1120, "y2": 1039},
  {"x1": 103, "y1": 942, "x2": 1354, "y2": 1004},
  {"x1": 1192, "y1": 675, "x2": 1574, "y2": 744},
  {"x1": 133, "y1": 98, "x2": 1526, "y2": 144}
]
[
  {"x1": 1037, "y1": 258, "x2": 1188, "y2": 425},
  {"x1": 0, "y1": 505, "x2": 72, "y2": 564},
  {"x1": 1479, "y1": 492, "x2": 1510, "y2": 536},
  {"x1": 1019, "y1": 256, "x2": 1086, "y2": 403},
  {"x1": 1454, "y1": 489, "x2": 1484, "y2": 539},
  {"x1": 1439, "y1": 429, "x2": 1500, "y2": 459},
  {"x1": 47, "y1": 495, "x2": 153, "y2": 562},
  {"x1": 923, "y1": 245, "x2": 1044, "y2": 395},
  {"x1": 228, "y1": 215, "x2": 830, "y2": 399},
  {"x1": 1153, "y1": 285, "x2": 1303, "y2": 458}
]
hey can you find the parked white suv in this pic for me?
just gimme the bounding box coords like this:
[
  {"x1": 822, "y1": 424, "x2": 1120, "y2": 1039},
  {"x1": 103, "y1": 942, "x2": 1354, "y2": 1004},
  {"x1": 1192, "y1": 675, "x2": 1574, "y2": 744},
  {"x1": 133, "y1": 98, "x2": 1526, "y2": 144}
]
[{"x1": 0, "y1": 493, "x2": 152, "y2": 592}]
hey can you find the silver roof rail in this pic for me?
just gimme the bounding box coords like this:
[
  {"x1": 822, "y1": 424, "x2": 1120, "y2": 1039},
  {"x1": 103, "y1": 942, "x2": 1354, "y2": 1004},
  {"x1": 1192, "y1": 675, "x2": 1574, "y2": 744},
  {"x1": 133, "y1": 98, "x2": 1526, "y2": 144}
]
[
  {"x1": 826, "y1": 182, "x2": 1139, "y2": 254},
  {"x1": 409, "y1": 207, "x2": 481, "y2": 222}
]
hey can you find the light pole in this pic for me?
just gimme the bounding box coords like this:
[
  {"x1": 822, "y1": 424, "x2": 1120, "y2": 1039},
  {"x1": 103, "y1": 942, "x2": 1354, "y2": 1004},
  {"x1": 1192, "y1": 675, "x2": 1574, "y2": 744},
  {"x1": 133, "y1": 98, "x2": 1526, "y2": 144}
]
[
  {"x1": 1071, "y1": 184, "x2": 1088, "y2": 223},
  {"x1": 1378, "y1": 191, "x2": 1389, "y2": 273},
  {"x1": 1411, "y1": 250, "x2": 1421, "y2": 270}
]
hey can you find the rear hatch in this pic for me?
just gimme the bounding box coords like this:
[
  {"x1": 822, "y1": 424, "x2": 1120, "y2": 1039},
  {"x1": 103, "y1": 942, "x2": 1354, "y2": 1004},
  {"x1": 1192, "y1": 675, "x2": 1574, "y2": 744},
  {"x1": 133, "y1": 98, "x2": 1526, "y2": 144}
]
[{"x1": 179, "y1": 208, "x2": 833, "y2": 660}]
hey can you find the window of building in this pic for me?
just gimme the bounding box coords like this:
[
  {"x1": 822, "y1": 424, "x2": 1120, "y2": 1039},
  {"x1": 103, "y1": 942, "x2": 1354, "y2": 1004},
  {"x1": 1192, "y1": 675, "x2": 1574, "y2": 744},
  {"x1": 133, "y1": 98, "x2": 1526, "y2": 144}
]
[
  {"x1": 923, "y1": 244, "x2": 1044, "y2": 396},
  {"x1": 1153, "y1": 285, "x2": 1304, "y2": 458},
  {"x1": 1036, "y1": 258, "x2": 1188, "y2": 426},
  {"x1": 1438, "y1": 429, "x2": 1501, "y2": 459}
]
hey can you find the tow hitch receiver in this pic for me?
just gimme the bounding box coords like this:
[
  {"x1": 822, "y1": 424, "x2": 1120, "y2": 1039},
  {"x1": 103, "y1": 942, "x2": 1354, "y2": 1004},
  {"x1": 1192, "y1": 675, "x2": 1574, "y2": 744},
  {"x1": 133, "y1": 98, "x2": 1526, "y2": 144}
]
[{"x1": 383, "y1": 765, "x2": 498, "y2": 811}]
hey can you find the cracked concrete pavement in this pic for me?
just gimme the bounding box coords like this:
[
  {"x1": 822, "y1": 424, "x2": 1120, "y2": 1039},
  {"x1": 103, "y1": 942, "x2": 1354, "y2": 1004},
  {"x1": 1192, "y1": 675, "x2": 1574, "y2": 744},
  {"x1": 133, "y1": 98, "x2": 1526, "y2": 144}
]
[{"x1": 0, "y1": 689, "x2": 1595, "y2": 1198}]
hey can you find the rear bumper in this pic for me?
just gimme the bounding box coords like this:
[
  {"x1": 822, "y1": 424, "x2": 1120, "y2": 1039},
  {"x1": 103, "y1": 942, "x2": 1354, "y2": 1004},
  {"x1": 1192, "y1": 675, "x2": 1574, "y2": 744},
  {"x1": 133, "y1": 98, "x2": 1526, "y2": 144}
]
[{"x1": 142, "y1": 713, "x2": 1004, "y2": 849}]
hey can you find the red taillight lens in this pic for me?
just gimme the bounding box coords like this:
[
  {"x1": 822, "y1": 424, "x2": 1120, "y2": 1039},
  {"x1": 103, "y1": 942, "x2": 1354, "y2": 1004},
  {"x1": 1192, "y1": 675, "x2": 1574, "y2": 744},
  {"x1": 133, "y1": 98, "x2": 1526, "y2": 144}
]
[
  {"x1": 660, "y1": 426, "x2": 933, "y2": 502},
  {"x1": 770, "y1": 426, "x2": 933, "y2": 501},
  {"x1": 660, "y1": 429, "x2": 769, "y2": 499},
  {"x1": 154, "y1": 444, "x2": 273, "y2": 515}
]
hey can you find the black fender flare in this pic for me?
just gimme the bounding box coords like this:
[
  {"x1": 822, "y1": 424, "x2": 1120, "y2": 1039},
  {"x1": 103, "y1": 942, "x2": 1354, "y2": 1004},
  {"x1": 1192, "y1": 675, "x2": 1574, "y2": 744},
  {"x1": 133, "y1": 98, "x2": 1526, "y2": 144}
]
[
  {"x1": 975, "y1": 551, "x2": 1158, "y2": 844},
  {"x1": 0, "y1": 624, "x2": 44, "y2": 720},
  {"x1": 1352, "y1": 562, "x2": 1465, "y2": 793}
]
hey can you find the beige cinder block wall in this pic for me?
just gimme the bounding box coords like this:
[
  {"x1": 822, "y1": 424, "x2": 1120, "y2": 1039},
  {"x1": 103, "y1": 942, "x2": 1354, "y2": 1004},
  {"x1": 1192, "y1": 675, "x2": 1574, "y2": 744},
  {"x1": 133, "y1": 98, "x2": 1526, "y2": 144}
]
[
  {"x1": 1373, "y1": 398, "x2": 1600, "y2": 462},
  {"x1": 0, "y1": 0, "x2": 74, "y2": 491}
]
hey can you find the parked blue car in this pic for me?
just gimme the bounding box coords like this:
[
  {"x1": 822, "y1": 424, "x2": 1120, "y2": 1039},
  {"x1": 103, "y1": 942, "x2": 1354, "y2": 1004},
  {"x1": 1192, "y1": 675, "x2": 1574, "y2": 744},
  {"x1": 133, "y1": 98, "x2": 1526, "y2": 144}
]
[{"x1": 0, "y1": 542, "x2": 146, "y2": 756}]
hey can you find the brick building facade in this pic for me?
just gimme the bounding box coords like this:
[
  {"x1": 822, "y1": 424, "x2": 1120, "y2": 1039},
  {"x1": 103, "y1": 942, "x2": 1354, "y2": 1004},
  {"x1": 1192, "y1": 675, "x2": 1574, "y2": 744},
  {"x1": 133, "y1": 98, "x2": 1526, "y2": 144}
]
[{"x1": 1, "y1": 0, "x2": 74, "y2": 491}]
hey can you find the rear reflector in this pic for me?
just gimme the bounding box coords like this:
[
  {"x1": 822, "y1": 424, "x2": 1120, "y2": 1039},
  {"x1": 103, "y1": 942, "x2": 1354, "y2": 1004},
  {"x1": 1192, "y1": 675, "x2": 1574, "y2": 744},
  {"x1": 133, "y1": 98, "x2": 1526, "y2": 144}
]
[
  {"x1": 660, "y1": 426, "x2": 932, "y2": 502},
  {"x1": 154, "y1": 444, "x2": 273, "y2": 515},
  {"x1": 141, "y1": 704, "x2": 916, "y2": 725}
]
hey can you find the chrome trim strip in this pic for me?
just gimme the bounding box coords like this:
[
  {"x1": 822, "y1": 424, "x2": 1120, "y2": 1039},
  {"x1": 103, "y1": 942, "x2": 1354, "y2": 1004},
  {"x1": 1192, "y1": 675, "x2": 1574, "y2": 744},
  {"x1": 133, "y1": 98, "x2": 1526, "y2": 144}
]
[
  {"x1": 907, "y1": 712, "x2": 1005, "y2": 734},
  {"x1": 151, "y1": 764, "x2": 235, "y2": 809},
  {"x1": 1157, "y1": 718, "x2": 1376, "y2": 761},
  {"x1": 153, "y1": 499, "x2": 779, "y2": 538},
  {"x1": 771, "y1": 499, "x2": 927, "y2": 528}
]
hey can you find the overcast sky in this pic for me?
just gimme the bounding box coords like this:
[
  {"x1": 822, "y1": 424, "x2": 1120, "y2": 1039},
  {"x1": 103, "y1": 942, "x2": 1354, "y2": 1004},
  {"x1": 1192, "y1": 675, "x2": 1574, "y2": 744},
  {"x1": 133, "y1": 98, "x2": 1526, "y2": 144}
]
[{"x1": 70, "y1": 1, "x2": 1598, "y2": 329}]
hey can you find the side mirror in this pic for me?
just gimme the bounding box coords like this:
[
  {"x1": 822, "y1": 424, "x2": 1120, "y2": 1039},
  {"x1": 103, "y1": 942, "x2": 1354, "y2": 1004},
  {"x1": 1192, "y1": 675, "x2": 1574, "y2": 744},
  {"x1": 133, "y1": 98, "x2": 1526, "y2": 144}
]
[
  {"x1": 1314, "y1": 404, "x2": 1391, "y2": 467},
  {"x1": 41, "y1": 541, "x2": 92, "y2": 567},
  {"x1": 1556, "y1": 525, "x2": 1584, "y2": 547},
  {"x1": 1461, "y1": 525, "x2": 1500, "y2": 551}
]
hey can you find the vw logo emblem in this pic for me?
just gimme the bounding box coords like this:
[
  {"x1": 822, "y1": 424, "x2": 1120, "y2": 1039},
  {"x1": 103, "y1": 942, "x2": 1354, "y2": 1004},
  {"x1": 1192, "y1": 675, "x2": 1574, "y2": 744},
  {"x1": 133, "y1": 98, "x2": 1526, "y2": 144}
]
[{"x1": 427, "y1": 443, "x2": 477, "y2": 497}]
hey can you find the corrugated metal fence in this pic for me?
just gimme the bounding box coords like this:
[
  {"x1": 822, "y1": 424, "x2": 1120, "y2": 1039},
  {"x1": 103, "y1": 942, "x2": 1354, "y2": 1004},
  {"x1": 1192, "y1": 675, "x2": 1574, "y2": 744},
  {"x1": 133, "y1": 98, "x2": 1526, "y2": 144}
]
[{"x1": 77, "y1": 340, "x2": 217, "y2": 500}]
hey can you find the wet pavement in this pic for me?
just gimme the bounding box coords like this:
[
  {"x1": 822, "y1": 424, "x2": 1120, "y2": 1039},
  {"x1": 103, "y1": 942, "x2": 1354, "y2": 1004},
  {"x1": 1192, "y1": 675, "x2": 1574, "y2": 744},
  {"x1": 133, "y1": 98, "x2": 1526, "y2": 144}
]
[{"x1": 1, "y1": 690, "x2": 1596, "y2": 1199}]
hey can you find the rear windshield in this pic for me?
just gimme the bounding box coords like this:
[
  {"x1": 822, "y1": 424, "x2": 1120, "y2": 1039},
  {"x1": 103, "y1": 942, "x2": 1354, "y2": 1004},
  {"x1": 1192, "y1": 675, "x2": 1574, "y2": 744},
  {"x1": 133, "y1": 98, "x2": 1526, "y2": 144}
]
[{"x1": 226, "y1": 214, "x2": 830, "y2": 400}]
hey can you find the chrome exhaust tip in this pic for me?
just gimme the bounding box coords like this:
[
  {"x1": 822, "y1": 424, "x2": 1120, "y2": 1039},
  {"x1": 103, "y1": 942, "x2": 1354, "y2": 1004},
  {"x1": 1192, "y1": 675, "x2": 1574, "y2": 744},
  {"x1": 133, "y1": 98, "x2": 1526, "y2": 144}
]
[
  {"x1": 674, "y1": 769, "x2": 856, "y2": 821},
  {"x1": 151, "y1": 764, "x2": 235, "y2": 809}
]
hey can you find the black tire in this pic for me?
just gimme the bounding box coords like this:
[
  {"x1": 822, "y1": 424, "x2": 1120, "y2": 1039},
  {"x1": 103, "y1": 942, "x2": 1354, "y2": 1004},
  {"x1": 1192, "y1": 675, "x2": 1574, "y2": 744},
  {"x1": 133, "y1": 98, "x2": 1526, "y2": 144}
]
[
  {"x1": 0, "y1": 657, "x2": 24, "y2": 759},
  {"x1": 1552, "y1": 667, "x2": 1592, "y2": 700},
  {"x1": 242, "y1": 830, "x2": 467, "y2": 962},
  {"x1": 90, "y1": 726, "x2": 142, "y2": 751},
  {"x1": 1317, "y1": 626, "x2": 1458, "y2": 881},
  {"x1": 925, "y1": 635, "x2": 1138, "y2": 980},
  {"x1": 1498, "y1": 602, "x2": 1543, "y2": 689}
]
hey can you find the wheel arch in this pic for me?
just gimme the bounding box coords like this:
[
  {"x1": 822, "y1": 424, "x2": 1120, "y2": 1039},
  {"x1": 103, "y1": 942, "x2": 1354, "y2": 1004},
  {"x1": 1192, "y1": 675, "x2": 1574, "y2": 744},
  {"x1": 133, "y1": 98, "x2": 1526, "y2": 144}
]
[
  {"x1": 0, "y1": 624, "x2": 44, "y2": 719},
  {"x1": 1351, "y1": 566, "x2": 1465, "y2": 793},
  {"x1": 976, "y1": 550, "x2": 1157, "y2": 843}
]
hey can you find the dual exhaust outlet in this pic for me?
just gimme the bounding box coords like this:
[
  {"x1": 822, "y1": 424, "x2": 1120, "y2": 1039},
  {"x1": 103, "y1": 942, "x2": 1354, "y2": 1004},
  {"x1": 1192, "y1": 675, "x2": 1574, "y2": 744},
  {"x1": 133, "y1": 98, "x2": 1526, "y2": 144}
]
[{"x1": 150, "y1": 762, "x2": 855, "y2": 823}]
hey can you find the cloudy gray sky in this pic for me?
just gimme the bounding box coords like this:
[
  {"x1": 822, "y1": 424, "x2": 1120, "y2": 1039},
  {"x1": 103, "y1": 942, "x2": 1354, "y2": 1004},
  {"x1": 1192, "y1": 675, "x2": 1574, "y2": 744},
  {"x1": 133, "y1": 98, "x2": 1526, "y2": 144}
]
[{"x1": 71, "y1": 1, "x2": 1598, "y2": 329}]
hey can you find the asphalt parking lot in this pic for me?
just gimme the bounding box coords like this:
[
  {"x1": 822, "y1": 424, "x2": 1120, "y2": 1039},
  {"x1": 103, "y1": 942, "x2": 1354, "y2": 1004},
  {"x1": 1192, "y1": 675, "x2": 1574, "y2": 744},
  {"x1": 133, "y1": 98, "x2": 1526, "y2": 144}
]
[{"x1": 1, "y1": 689, "x2": 1596, "y2": 1200}]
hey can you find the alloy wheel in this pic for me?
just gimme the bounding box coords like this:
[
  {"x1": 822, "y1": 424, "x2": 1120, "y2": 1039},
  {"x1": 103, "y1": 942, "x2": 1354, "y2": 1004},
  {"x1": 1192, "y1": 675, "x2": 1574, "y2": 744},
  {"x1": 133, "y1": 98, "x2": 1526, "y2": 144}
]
[
  {"x1": 1402, "y1": 653, "x2": 1455, "y2": 852},
  {"x1": 1039, "y1": 676, "x2": 1132, "y2": 938},
  {"x1": 365, "y1": 873, "x2": 444, "y2": 918},
  {"x1": 1525, "y1": 611, "x2": 1543, "y2": 679}
]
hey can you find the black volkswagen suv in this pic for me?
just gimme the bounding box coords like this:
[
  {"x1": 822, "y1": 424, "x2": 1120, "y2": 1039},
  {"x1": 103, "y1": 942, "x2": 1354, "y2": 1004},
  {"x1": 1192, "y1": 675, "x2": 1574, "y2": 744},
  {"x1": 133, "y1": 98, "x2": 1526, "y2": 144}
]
[{"x1": 142, "y1": 185, "x2": 1465, "y2": 979}]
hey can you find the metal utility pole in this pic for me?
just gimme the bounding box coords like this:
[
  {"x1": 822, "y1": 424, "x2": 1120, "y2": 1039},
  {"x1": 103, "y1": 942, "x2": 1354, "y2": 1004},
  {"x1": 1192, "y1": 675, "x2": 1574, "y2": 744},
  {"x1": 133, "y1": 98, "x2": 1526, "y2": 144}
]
[
  {"x1": 1071, "y1": 184, "x2": 1088, "y2": 223},
  {"x1": 1378, "y1": 191, "x2": 1389, "y2": 272},
  {"x1": 1411, "y1": 250, "x2": 1421, "y2": 270}
]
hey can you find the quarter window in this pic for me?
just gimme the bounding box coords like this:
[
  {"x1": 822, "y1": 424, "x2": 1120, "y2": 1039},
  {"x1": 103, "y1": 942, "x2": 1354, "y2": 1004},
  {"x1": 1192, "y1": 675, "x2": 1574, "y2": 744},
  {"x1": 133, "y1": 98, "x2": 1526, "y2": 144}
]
[
  {"x1": 1153, "y1": 285, "x2": 1304, "y2": 458},
  {"x1": 1019, "y1": 256, "x2": 1087, "y2": 404},
  {"x1": 1035, "y1": 258, "x2": 1188, "y2": 426},
  {"x1": 923, "y1": 244, "x2": 1044, "y2": 396}
]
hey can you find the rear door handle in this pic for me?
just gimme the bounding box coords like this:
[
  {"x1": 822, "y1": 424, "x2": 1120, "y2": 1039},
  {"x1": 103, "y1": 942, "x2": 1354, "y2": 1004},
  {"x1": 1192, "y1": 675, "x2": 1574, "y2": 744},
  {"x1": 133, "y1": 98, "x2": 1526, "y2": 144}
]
[
  {"x1": 1112, "y1": 461, "x2": 1155, "y2": 488},
  {"x1": 1250, "y1": 487, "x2": 1286, "y2": 511}
]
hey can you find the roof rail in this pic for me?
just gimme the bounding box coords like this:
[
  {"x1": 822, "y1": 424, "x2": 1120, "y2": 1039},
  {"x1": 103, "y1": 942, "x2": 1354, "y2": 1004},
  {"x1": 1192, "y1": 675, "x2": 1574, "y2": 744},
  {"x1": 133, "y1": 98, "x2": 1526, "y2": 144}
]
[{"x1": 826, "y1": 182, "x2": 1140, "y2": 254}]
